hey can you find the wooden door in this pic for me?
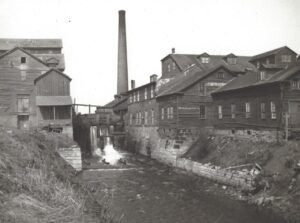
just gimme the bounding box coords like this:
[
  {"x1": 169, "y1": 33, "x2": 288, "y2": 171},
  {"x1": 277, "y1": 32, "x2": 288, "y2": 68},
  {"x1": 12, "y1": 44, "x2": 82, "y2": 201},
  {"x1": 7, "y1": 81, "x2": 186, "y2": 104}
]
[{"x1": 289, "y1": 101, "x2": 300, "y2": 128}]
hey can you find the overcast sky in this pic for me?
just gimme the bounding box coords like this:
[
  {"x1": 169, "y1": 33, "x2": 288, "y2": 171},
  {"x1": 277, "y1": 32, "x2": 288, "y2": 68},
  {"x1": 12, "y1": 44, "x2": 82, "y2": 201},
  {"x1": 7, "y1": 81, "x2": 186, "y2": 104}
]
[{"x1": 0, "y1": 0, "x2": 299, "y2": 113}]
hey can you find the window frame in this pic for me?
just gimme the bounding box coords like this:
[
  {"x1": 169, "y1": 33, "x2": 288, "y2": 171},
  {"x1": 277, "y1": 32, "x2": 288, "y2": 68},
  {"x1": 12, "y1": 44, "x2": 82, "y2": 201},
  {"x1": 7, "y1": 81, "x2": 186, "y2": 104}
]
[
  {"x1": 245, "y1": 102, "x2": 251, "y2": 119},
  {"x1": 260, "y1": 102, "x2": 266, "y2": 119},
  {"x1": 270, "y1": 101, "x2": 276, "y2": 119},
  {"x1": 218, "y1": 105, "x2": 223, "y2": 119},
  {"x1": 231, "y1": 104, "x2": 236, "y2": 119}
]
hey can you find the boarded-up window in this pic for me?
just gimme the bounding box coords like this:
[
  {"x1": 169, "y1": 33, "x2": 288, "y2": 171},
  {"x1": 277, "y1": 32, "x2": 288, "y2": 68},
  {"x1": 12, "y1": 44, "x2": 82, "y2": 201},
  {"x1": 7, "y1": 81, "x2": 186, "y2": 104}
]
[
  {"x1": 231, "y1": 104, "x2": 236, "y2": 119},
  {"x1": 200, "y1": 105, "x2": 205, "y2": 119},
  {"x1": 270, "y1": 101, "x2": 276, "y2": 119},
  {"x1": 56, "y1": 106, "x2": 71, "y2": 119},
  {"x1": 21, "y1": 70, "x2": 26, "y2": 81},
  {"x1": 218, "y1": 105, "x2": 222, "y2": 119},
  {"x1": 245, "y1": 102, "x2": 251, "y2": 118},
  {"x1": 260, "y1": 103, "x2": 266, "y2": 119},
  {"x1": 40, "y1": 106, "x2": 54, "y2": 120},
  {"x1": 17, "y1": 97, "x2": 29, "y2": 113}
]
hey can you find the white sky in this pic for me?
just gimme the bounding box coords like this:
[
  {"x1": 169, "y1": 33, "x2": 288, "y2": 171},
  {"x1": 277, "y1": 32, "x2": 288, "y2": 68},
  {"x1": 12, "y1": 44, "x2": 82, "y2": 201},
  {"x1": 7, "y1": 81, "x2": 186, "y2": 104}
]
[{"x1": 0, "y1": 0, "x2": 300, "y2": 113}]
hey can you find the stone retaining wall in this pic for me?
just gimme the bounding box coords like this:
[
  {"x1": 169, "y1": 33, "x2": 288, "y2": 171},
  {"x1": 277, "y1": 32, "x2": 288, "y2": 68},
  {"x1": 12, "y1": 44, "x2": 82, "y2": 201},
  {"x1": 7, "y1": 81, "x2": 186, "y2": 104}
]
[{"x1": 58, "y1": 147, "x2": 82, "y2": 171}]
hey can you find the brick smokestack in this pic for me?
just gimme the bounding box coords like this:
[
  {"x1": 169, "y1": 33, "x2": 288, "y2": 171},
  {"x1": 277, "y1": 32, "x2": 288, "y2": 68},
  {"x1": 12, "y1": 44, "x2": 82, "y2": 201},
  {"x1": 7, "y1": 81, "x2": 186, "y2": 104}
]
[{"x1": 117, "y1": 10, "x2": 128, "y2": 95}]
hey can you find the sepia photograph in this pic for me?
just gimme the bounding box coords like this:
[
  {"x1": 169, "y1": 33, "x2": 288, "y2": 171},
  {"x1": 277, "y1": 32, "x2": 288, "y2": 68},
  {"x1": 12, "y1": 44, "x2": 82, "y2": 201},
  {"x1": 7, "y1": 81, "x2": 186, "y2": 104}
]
[{"x1": 0, "y1": 0, "x2": 299, "y2": 222}]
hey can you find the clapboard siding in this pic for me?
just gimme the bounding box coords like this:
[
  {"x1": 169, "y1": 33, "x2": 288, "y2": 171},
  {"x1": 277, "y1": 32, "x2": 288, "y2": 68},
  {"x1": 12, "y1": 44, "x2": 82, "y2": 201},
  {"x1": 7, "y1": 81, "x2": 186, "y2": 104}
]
[
  {"x1": 35, "y1": 70, "x2": 70, "y2": 96},
  {"x1": 212, "y1": 84, "x2": 283, "y2": 129}
]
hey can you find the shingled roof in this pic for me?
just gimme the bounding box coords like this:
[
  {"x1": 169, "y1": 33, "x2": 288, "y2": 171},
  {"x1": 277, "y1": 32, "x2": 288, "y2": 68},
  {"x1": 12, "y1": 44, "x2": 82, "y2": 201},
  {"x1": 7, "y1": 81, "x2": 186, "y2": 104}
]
[
  {"x1": 249, "y1": 46, "x2": 297, "y2": 62},
  {"x1": 163, "y1": 53, "x2": 255, "y2": 74},
  {"x1": 157, "y1": 65, "x2": 233, "y2": 98},
  {"x1": 212, "y1": 65, "x2": 300, "y2": 94},
  {"x1": 0, "y1": 38, "x2": 62, "y2": 50}
]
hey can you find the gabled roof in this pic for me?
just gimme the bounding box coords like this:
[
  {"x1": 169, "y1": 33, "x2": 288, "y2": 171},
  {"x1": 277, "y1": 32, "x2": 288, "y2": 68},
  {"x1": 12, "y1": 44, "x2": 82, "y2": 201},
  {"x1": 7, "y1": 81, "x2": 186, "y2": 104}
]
[
  {"x1": 223, "y1": 53, "x2": 237, "y2": 59},
  {"x1": 157, "y1": 65, "x2": 233, "y2": 98},
  {"x1": 0, "y1": 38, "x2": 62, "y2": 50},
  {"x1": 250, "y1": 46, "x2": 297, "y2": 62},
  {"x1": 197, "y1": 52, "x2": 210, "y2": 57},
  {"x1": 212, "y1": 65, "x2": 300, "y2": 94},
  {"x1": 104, "y1": 97, "x2": 127, "y2": 108},
  {"x1": 127, "y1": 81, "x2": 156, "y2": 93},
  {"x1": 34, "y1": 68, "x2": 71, "y2": 83},
  {"x1": 0, "y1": 47, "x2": 48, "y2": 66}
]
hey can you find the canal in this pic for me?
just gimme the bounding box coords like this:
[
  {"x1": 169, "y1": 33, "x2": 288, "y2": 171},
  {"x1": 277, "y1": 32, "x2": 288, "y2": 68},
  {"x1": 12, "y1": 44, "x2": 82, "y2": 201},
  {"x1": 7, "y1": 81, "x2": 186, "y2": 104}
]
[{"x1": 80, "y1": 152, "x2": 286, "y2": 223}]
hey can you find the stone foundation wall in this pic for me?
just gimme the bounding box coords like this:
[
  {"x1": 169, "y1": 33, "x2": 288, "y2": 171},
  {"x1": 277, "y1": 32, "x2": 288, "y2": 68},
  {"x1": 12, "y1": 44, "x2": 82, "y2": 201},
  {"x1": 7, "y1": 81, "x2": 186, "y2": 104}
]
[
  {"x1": 214, "y1": 128, "x2": 283, "y2": 142},
  {"x1": 58, "y1": 147, "x2": 82, "y2": 171}
]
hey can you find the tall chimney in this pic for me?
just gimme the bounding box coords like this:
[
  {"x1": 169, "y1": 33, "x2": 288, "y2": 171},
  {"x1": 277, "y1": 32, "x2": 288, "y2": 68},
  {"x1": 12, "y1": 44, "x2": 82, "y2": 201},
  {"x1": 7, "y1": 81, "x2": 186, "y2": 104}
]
[{"x1": 117, "y1": 10, "x2": 128, "y2": 95}]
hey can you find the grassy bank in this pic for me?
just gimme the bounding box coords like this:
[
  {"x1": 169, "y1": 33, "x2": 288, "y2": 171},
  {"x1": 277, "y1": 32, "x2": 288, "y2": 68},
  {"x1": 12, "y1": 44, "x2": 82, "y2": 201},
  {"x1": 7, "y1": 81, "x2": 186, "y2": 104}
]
[
  {"x1": 185, "y1": 132, "x2": 300, "y2": 222},
  {"x1": 0, "y1": 128, "x2": 115, "y2": 223}
]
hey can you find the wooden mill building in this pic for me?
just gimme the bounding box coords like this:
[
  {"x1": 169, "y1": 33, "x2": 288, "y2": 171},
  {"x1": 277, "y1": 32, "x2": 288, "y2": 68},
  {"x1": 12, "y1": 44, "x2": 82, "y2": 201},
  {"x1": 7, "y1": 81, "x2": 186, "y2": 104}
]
[{"x1": 0, "y1": 39, "x2": 73, "y2": 137}]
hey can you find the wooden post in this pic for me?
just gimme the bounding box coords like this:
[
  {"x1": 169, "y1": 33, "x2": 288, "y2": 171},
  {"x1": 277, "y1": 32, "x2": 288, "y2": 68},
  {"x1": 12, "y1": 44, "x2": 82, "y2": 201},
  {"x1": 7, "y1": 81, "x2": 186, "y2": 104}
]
[{"x1": 285, "y1": 112, "x2": 289, "y2": 141}]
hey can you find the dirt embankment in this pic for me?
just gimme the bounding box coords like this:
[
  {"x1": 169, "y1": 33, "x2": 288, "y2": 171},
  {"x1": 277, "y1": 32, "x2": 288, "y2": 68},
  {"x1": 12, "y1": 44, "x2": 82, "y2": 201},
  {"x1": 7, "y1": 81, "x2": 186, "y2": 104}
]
[
  {"x1": 0, "y1": 129, "x2": 115, "y2": 223},
  {"x1": 185, "y1": 133, "x2": 300, "y2": 222}
]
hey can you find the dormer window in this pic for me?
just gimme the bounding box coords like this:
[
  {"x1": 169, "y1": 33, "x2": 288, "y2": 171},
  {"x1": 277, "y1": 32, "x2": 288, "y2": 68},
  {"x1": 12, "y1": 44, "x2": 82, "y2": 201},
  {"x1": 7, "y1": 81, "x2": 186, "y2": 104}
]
[
  {"x1": 260, "y1": 71, "x2": 266, "y2": 80},
  {"x1": 256, "y1": 61, "x2": 260, "y2": 69},
  {"x1": 172, "y1": 62, "x2": 176, "y2": 70},
  {"x1": 227, "y1": 57, "x2": 237, "y2": 65},
  {"x1": 282, "y1": 55, "x2": 292, "y2": 63},
  {"x1": 291, "y1": 80, "x2": 300, "y2": 89},
  {"x1": 21, "y1": 57, "x2": 26, "y2": 64},
  {"x1": 201, "y1": 57, "x2": 210, "y2": 64},
  {"x1": 167, "y1": 63, "x2": 171, "y2": 72}
]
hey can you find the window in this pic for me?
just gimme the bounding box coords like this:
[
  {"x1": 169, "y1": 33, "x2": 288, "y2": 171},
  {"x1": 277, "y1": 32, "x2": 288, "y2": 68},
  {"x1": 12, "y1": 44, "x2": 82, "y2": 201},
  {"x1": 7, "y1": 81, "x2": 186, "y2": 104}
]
[
  {"x1": 21, "y1": 57, "x2": 26, "y2": 64},
  {"x1": 256, "y1": 62, "x2": 260, "y2": 69},
  {"x1": 151, "y1": 109, "x2": 155, "y2": 124},
  {"x1": 40, "y1": 106, "x2": 54, "y2": 120},
  {"x1": 150, "y1": 86, "x2": 154, "y2": 98},
  {"x1": 218, "y1": 105, "x2": 223, "y2": 119},
  {"x1": 140, "y1": 112, "x2": 144, "y2": 124},
  {"x1": 133, "y1": 92, "x2": 136, "y2": 102},
  {"x1": 201, "y1": 57, "x2": 210, "y2": 63},
  {"x1": 56, "y1": 106, "x2": 71, "y2": 119},
  {"x1": 129, "y1": 94, "x2": 132, "y2": 103},
  {"x1": 144, "y1": 88, "x2": 147, "y2": 100},
  {"x1": 172, "y1": 62, "x2": 176, "y2": 70},
  {"x1": 271, "y1": 101, "x2": 276, "y2": 119},
  {"x1": 217, "y1": 72, "x2": 225, "y2": 79},
  {"x1": 167, "y1": 107, "x2": 173, "y2": 119},
  {"x1": 227, "y1": 57, "x2": 237, "y2": 65},
  {"x1": 137, "y1": 91, "x2": 140, "y2": 101},
  {"x1": 200, "y1": 105, "x2": 206, "y2": 119},
  {"x1": 245, "y1": 102, "x2": 251, "y2": 118},
  {"x1": 260, "y1": 103, "x2": 266, "y2": 119},
  {"x1": 281, "y1": 55, "x2": 292, "y2": 63},
  {"x1": 129, "y1": 113, "x2": 132, "y2": 125},
  {"x1": 199, "y1": 83, "x2": 205, "y2": 96},
  {"x1": 231, "y1": 104, "x2": 236, "y2": 119},
  {"x1": 167, "y1": 63, "x2": 171, "y2": 72},
  {"x1": 17, "y1": 97, "x2": 29, "y2": 113},
  {"x1": 291, "y1": 80, "x2": 300, "y2": 89},
  {"x1": 144, "y1": 111, "x2": 148, "y2": 125},
  {"x1": 135, "y1": 113, "x2": 138, "y2": 125},
  {"x1": 161, "y1": 108, "x2": 165, "y2": 120},
  {"x1": 260, "y1": 71, "x2": 266, "y2": 81},
  {"x1": 21, "y1": 70, "x2": 26, "y2": 81}
]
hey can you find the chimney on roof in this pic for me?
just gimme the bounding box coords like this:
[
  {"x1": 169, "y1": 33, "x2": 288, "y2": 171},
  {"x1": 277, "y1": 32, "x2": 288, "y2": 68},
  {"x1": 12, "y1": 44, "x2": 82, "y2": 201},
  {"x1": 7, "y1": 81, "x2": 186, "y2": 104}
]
[
  {"x1": 131, "y1": 80, "x2": 135, "y2": 89},
  {"x1": 117, "y1": 10, "x2": 129, "y2": 95},
  {"x1": 150, "y1": 74, "x2": 158, "y2": 83},
  {"x1": 172, "y1": 48, "x2": 175, "y2": 54}
]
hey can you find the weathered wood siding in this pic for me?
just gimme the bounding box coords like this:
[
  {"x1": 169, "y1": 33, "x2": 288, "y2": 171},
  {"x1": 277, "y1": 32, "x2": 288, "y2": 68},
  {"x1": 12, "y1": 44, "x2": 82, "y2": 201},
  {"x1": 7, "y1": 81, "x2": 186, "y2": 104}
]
[
  {"x1": 35, "y1": 70, "x2": 70, "y2": 96},
  {"x1": 161, "y1": 57, "x2": 181, "y2": 78},
  {"x1": 158, "y1": 95, "x2": 177, "y2": 129},
  {"x1": 212, "y1": 84, "x2": 283, "y2": 130},
  {"x1": 0, "y1": 49, "x2": 49, "y2": 128}
]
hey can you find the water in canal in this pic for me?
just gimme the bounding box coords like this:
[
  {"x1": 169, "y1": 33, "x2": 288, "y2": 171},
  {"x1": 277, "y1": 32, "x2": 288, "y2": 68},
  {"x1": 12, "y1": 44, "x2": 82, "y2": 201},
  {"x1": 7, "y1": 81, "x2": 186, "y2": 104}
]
[{"x1": 81, "y1": 153, "x2": 286, "y2": 223}]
